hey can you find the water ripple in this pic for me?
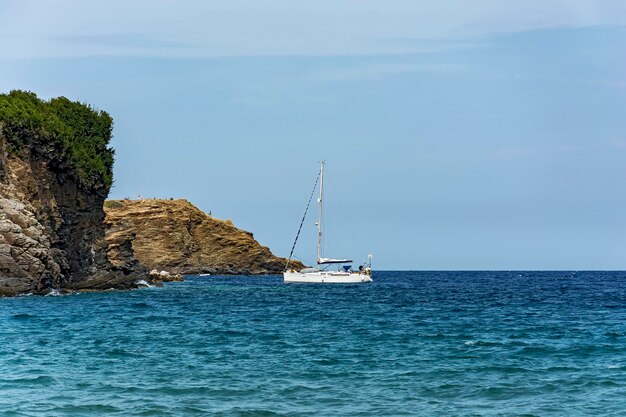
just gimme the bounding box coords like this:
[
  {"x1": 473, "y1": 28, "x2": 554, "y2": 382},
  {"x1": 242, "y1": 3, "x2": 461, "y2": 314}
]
[{"x1": 1, "y1": 271, "x2": 626, "y2": 415}]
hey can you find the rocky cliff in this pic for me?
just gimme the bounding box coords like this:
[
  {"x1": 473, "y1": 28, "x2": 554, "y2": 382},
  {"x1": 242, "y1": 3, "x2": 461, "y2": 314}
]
[
  {"x1": 0, "y1": 91, "x2": 148, "y2": 296},
  {"x1": 104, "y1": 199, "x2": 303, "y2": 275}
]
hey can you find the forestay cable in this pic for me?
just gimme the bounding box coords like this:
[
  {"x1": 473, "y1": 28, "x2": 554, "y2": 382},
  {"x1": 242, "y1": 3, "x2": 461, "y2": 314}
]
[{"x1": 285, "y1": 172, "x2": 320, "y2": 271}]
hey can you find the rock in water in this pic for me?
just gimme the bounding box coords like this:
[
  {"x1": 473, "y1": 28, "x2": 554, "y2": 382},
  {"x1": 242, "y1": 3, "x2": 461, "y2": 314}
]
[
  {"x1": 0, "y1": 90, "x2": 148, "y2": 296},
  {"x1": 104, "y1": 199, "x2": 304, "y2": 275}
]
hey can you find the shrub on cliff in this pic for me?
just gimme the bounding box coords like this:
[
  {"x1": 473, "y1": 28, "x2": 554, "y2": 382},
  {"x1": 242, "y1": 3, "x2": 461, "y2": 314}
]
[{"x1": 0, "y1": 90, "x2": 114, "y2": 190}]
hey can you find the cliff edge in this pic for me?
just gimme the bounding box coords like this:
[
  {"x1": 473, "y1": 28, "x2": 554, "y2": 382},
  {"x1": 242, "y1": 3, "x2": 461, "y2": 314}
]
[
  {"x1": 104, "y1": 199, "x2": 303, "y2": 275},
  {"x1": 0, "y1": 91, "x2": 147, "y2": 296}
]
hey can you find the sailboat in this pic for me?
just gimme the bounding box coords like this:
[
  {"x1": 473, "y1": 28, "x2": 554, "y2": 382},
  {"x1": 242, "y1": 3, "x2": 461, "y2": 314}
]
[{"x1": 284, "y1": 161, "x2": 373, "y2": 284}]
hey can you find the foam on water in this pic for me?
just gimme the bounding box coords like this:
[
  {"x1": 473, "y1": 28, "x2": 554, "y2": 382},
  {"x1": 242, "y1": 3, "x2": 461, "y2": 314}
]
[{"x1": 1, "y1": 271, "x2": 626, "y2": 416}]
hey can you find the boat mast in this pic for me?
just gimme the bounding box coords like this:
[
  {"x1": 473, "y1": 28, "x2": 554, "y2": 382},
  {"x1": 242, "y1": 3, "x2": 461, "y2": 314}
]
[{"x1": 317, "y1": 161, "x2": 324, "y2": 264}]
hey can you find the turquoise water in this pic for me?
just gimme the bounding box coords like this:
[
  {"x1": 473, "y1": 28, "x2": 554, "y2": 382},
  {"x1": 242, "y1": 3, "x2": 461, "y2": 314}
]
[{"x1": 1, "y1": 271, "x2": 625, "y2": 416}]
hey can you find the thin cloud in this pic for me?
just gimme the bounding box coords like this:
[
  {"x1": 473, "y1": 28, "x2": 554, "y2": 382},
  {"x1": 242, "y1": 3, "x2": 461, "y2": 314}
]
[
  {"x1": 306, "y1": 62, "x2": 468, "y2": 82},
  {"x1": 1, "y1": 0, "x2": 625, "y2": 59},
  {"x1": 55, "y1": 34, "x2": 192, "y2": 50},
  {"x1": 611, "y1": 138, "x2": 626, "y2": 149}
]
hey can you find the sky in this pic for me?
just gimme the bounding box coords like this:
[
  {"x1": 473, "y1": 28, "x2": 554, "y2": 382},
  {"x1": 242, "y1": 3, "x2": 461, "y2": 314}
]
[{"x1": 1, "y1": 1, "x2": 625, "y2": 270}]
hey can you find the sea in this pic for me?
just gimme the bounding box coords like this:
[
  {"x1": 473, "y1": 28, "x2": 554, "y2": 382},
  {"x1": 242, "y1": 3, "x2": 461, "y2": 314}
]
[{"x1": 1, "y1": 271, "x2": 625, "y2": 416}]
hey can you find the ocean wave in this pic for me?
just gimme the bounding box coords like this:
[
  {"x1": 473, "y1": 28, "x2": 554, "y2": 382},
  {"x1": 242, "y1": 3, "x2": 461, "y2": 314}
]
[
  {"x1": 48, "y1": 404, "x2": 121, "y2": 414},
  {"x1": 463, "y1": 339, "x2": 502, "y2": 347},
  {"x1": 213, "y1": 407, "x2": 287, "y2": 416},
  {"x1": 11, "y1": 313, "x2": 36, "y2": 320},
  {"x1": 0, "y1": 375, "x2": 56, "y2": 386}
]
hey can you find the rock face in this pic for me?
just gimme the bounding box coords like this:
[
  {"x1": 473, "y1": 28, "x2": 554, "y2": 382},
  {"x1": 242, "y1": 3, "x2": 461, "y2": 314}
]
[
  {"x1": 104, "y1": 199, "x2": 303, "y2": 275},
  {"x1": 0, "y1": 146, "x2": 148, "y2": 296},
  {"x1": 0, "y1": 91, "x2": 148, "y2": 296}
]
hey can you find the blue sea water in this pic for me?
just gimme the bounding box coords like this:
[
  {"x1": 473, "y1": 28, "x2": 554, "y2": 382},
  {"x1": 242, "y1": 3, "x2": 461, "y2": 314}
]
[{"x1": 1, "y1": 271, "x2": 625, "y2": 416}]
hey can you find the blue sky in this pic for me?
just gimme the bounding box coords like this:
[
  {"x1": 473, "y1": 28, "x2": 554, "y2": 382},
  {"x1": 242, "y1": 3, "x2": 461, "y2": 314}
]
[{"x1": 1, "y1": 1, "x2": 625, "y2": 269}]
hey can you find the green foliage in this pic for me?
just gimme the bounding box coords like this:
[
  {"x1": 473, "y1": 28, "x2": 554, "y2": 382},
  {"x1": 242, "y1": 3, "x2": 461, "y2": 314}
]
[
  {"x1": 104, "y1": 200, "x2": 124, "y2": 209},
  {"x1": 0, "y1": 90, "x2": 115, "y2": 189}
]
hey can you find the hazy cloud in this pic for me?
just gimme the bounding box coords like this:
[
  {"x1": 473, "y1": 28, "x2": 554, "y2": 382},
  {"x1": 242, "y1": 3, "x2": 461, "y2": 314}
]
[{"x1": 1, "y1": 0, "x2": 626, "y2": 58}]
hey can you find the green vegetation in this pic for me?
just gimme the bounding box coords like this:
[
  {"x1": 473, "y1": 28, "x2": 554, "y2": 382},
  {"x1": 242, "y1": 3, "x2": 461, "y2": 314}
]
[
  {"x1": 0, "y1": 90, "x2": 115, "y2": 189},
  {"x1": 103, "y1": 200, "x2": 125, "y2": 209}
]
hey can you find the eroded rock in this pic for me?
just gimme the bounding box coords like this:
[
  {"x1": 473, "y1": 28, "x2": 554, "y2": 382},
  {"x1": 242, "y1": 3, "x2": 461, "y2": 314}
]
[{"x1": 105, "y1": 199, "x2": 304, "y2": 275}]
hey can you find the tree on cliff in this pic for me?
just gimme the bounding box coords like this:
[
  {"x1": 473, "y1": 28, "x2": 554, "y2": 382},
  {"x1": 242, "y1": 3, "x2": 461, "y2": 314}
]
[{"x1": 0, "y1": 90, "x2": 115, "y2": 191}]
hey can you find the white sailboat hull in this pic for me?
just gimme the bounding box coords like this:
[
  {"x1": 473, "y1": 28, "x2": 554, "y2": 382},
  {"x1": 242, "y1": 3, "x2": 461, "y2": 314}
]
[{"x1": 283, "y1": 271, "x2": 372, "y2": 284}]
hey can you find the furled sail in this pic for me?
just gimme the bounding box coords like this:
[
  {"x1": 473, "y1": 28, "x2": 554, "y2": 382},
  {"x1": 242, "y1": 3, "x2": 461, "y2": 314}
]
[{"x1": 318, "y1": 258, "x2": 353, "y2": 264}]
